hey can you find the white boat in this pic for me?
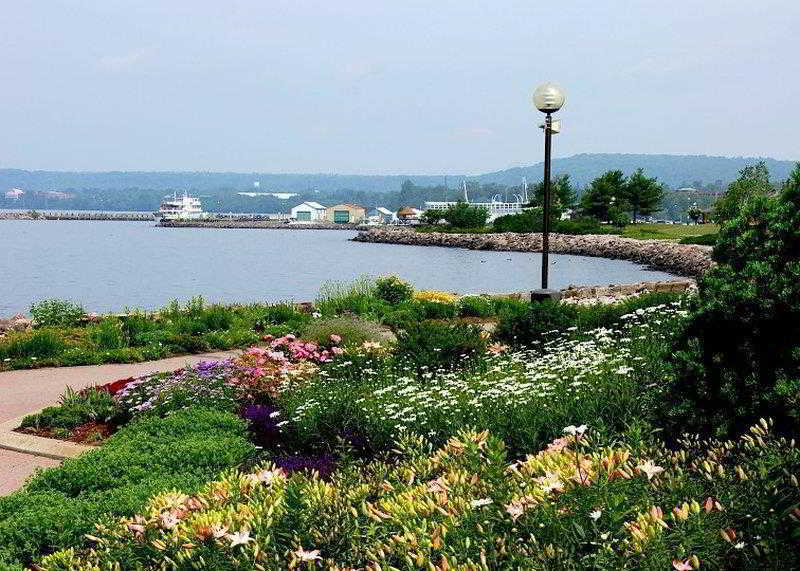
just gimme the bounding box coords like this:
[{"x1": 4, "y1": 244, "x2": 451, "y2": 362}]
[{"x1": 156, "y1": 192, "x2": 207, "y2": 220}]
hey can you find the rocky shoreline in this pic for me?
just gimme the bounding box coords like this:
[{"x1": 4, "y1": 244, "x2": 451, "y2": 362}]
[
  {"x1": 353, "y1": 228, "x2": 714, "y2": 278},
  {"x1": 158, "y1": 220, "x2": 366, "y2": 230}
]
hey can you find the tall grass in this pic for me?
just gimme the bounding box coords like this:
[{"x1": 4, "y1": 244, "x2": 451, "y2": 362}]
[{"x1": 315, "y1": 275, "x2": 380, "y2": 316}]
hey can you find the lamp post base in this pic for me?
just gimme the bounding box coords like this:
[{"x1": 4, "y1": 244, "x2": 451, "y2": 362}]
[{"x1": 530, "y1": 289, "x2": 562, "y2": 302}]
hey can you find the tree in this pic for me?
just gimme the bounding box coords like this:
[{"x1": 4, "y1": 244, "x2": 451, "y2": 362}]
[
  {"x1": 713, "y1": 161, "x2": 774, "y2": 223},
  {"x1": 580, "y1": 170, "x2": 627, "y2": 222},
  {"x1": 421, "y1": 209, "x2": 444, "y2": 225},
  {"x1": 440, "y1": 202, "x2": 489, "y2": 228},
  {"x1": 621, "y1": 168, "x2": 664, "y2": 223},
  {"x1": 532, "y1": 174, "x2": 577, "y2": 211},
  {"x1": 663, "y1": 163, "x2": 800, "y2": 438}
]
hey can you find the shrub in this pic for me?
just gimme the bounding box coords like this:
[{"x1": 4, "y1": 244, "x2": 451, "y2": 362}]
[
  {"x1": 395, "y1": 321, "x2": 486, "y2": 373},
  {"x1": 0, "y1": 329, "x2": 66, "y2": 361},
  {"x1": 381, "y1": 308, "x2": 420, "y2": 331},
  {"x1": 439, "y1": 201, "x2": 489, "y2": 228},
  {"x1": 415, "y1": 299, "x2": 458, "y2": 320},
  {"x1": 494, "y1": 300, "x2": 578, "y2": 345},
  {"x1": 86, "y1": 319, "x2": 126, "y2": 350},
  {"x1": 20, "y1": 387, "x2": 118, "y2": 431},
  {"x1": 29, "y1": 299, "x2": 86, "y2": 328},
  {"x1": 663, "y1": 166, "x2": 800, "y2": 438},
  {"x1": 458, "y1": 295, "x2": 494, "y2": 317},
  {"x1": 301, "y1": 316, "x2": 392, "y2": 347},
  {"x1": 0, "y1": 408, "x2": 254, "y2": 566},
  {"x1": 493, "y1": 212, "x2": 615, "y2": 235},
  {"x1": 374, "y1": 275, "x2": 414, "y2": 304}
]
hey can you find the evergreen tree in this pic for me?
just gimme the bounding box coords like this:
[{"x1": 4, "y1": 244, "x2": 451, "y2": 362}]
[
  {"x1": 580, "y1": 170, "x2": 627, "y2": 222},
  {"x1": 532, "y1": 174, "x2": 577, "y2": 211},
  {"x1": 621, "y1": 168, "x2": 664, "y2": 223}
]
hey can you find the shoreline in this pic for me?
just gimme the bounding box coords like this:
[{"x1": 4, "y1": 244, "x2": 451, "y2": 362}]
[
  {"x1": 158, "y1": 220, "x2": 365, "y2": 230},
  {"x1": 352, "y1": 228, "x2": 714, "y2": 278}
]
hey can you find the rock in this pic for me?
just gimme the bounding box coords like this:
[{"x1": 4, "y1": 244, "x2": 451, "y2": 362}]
[
  {"x1": 1, "y1": 314, "x2": 33, "y2": 333},
  {"x1": 352, "y1": 229, "x2": 714, "y2": 278}
]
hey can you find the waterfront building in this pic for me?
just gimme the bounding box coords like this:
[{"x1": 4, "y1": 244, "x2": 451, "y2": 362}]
[
  {"x1": 424, "y1": 200, "x2": 525, "y2": 222},
  {"x1": 397, "y1": 207, "x2": 423, "y2": 224},
  {"x1": 368, "y1": 207, "x2": 396, "y2": 224},
  {"x1": 290, "y1": 201, "x2": 327, "y2": 222},
  {"x1": 5, "y1": 188, "x2": 25, "y2": 200},
  {"x1": 325, "y1": 203, "x2": 367, "y2": 224}
]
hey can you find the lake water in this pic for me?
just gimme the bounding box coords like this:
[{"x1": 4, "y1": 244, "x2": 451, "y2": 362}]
[{"x1": 0, "y1": 221, "x2": 674, "y2": 315}]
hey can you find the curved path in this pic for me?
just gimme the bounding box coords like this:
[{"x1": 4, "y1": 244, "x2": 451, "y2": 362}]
[{"x1": 0, "y1": 350, "x2": 237, "y2": 496}]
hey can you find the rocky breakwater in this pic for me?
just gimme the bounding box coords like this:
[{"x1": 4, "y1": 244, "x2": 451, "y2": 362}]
[{"x1": 353, "y1": 228, "x2": 714, "y2": 278}]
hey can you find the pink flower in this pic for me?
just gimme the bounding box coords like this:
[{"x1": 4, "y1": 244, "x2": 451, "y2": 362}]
[
  {"x1": 330, "y1": 334, "x2": 342, "y2": 344},
  {"x1": 331, "y1": 346, "x2": 344, "y2": 355},
  {"x1": 672, "y1": 559, "x2": 693, "y2": 571}
]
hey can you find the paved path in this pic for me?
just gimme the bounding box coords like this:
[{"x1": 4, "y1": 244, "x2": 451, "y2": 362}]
[{"x1": 0, "y1": 350, "x2": 238, "y2": 496}]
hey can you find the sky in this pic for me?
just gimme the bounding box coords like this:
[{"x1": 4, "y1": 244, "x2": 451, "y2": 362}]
[{"x1": 1, "y1": 1, "x2": 798, "y2": 174}]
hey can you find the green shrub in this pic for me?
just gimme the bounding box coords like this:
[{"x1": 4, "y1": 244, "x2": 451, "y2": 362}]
[
  {"x1": 395, "y1": 321, "x2": 486, "y2": 372},
  {"x1": 381, "y1": 308, "x2": 421, "y2": 331},
  {"x1": 663, "y1": 166, "x2": 800, "y2": 438},
  {"x1": 458, "y1": 295, "x2": 494, "y2": 317},
  {"x1": 0, "y1": 408, "x2": 254, "y2": 566},
  {"x1": 120, "y1": 315, "x2": 160, "y2": 346},
  {"x1": 493, "y1": 212, "x2": 615, "y2": 235},
  {"x1": 86, "y1": 319, "x2": 126, "y2": 350},
  {"x1": 439, "y1": 201, "x2": 489, "y2": 228},
  {"x1": 302, "y1": 316, "x2": 392, "y2": 347},
  {"x1": 20, "y1": 387, "x2": 118, "y2": 431},
  {"x1": 415, "y1": 299, "x2": 458, "y2": 320},
  {"x1": 0, "y1": 329, "x2": 66, "y2": 360},
  {"x1": 374, "y1": 276, "x2": 414, "y2": 304},
  {"x1": 29, "y1": 299, "x2": 86, "y2": 328},
  {"x1": 494, "y1": 300, "x2": 578, "y2": 345},
  {"x1": 574, "y1": 291, "x2": 682, "y2": 331}
]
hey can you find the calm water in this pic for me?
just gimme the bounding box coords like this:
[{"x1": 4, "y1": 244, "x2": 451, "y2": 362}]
[{"x1": 0, "y1": 221, "x2": 674, "y2": 315}]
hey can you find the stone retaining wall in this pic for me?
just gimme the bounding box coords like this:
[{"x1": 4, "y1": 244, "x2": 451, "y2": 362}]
[
  {"x1": 353, "y1": 229, "x2": 714, "y2": 278},
  {"x1": 159, "y1": 220, "x2": 366, "y2": 230}
]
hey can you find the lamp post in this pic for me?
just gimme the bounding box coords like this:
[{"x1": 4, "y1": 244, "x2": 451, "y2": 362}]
[{"x1": 531, "y1": 83, "x2": 565, "y2": 300}]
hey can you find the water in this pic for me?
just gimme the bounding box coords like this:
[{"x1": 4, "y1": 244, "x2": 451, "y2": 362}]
[{"x1": 0, "y1": 221, "x2": 674, "y2": 315}]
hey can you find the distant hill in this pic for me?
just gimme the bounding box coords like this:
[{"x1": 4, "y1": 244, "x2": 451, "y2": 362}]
[
  {"x1": 476, "y1": 153, "x2": 798, "y2": 189},
  {"x1": 1, "y1": 154, "x2": 796, "y2": 194}
]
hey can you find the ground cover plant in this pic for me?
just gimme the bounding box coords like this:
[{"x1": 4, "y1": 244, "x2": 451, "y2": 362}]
[
  {"x1": 0, "y1": 297, "x2": 309, "y2": 371},
  {"x1": 0, "y1": 408, "x2": 255, "y2": 567}
]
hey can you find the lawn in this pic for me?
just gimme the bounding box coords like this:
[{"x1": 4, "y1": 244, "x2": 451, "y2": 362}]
[{"x1": 621, "y1": 222, "x2": 719, "y2": 241}]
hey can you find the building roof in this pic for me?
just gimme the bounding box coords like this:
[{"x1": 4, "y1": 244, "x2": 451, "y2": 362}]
[
  {"x1": 293, "y1": 201, "x2": 326, "y2": 210},
  {"x1": 328, "y1": 203, "x2": 366, "y2": 210},
  {"x1": 375, "y1": 207, "x2": 393, "y2": 215}
]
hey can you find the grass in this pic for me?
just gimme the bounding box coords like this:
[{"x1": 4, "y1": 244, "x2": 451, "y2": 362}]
[{"x1": 621, "y1": 223, "x2": 720, "y2": 241}]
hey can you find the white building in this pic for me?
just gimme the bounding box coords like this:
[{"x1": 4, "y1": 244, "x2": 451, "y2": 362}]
[
  {"x1": 290, "y1": 201, "x2": 326, "y2": 222},
  {"x1": 424, "y1": 200, "x2": 524, "y2": 222},
  {"x1": 5, "y1": 188, "x2": 24, "y2": 200},
  {"x1": 368, "y1": 207, "x2": 396, "y2": 224}
]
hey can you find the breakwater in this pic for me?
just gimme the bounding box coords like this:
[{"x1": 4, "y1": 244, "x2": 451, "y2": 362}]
[
  {"x1": 0, "y1": 210, "x2": 154, "y2": 221},
  {"x1": 353, "y1": 229, "x2": 714, "y2": 278},
  {"x1": 158, "y1": 220, "x2": 367, "y2": 230}
]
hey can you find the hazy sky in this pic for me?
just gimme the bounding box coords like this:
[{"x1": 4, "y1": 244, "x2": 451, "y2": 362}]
[{"x1": 2, "y1": 1, "x2": 798, "y2": 174}]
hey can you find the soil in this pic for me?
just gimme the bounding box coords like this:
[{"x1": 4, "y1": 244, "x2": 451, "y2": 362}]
[{"x1": 15, "y1": 421, "x2": 117, "y2": 445}]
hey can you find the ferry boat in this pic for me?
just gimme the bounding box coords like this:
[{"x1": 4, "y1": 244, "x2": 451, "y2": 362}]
[{"x1": 156, "y1": 192, "x2": 208, "y2": 220}]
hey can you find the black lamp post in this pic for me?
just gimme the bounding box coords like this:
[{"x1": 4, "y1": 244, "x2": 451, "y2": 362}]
[{"x1": 531, "y1": 83, "x2": 565, "y2": 301}]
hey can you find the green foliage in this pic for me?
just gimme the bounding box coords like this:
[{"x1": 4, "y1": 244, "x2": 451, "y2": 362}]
[
  {"x1": 414, "y1": 299, "x2": 458, "y2": 320},
  {"x1": 315, "y1": 276, "x2": 380, "y2": 316},
  {"x1": 86, "y1": 319, "x2": 125, "y2": 350},
  {"x1": 495, "y1": 300, "x2": 578, "y2": 345},
  {"x1": 493, "y1": 210, "x2": 616, "y2": 234},
  {"x1": 37, "y1": 421, "x2": 800, "y2": 570},
  {"x1": 713, "y1": 161, "x2": 775, "y2": 223},
  {"x1": 457, "y1": 295, "x2": 494, "y2": 318},
  {"x1": 664, "y1": 164, "x2": 800, "y2": 437},
  {"x1": 580, "y1": 169, "x2": 627, "y2": 221},
  {"x1": 0, "y1": 408, "x2": 254, "y2": 566},
  {"x1": 439, "y1": 201, "x2": 490, "y2": 228},
  {"x1": 381, "y1": 308, "x2": 421, "y2": 331},
  {"x1": 531, "y1": 173, "x2": 578, "y2": 210},
  {"x1": 0, "y1": 329, "x2": 66, "y2": 361},
  {"x1": 621, "y1": 168, "x2": 665, "y2": 222},
  {"x1": 29, "y1": 299, "x2": 86, "y2": 328},
  {"x1": 301, "y1": 316, "x2": 391, "y2": 347},
  {"x1": 374, "y1": 275, "x2": 414, "y2": 304},
  {"x1": 20, "y1": 387, "x2": 118, "y2": 431},
  {"x1": 395, "y1": 321, "x2": 486, "y2": 373}
]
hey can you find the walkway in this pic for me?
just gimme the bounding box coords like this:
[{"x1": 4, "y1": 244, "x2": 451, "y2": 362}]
[{"x1": 0, "y1": 350, "x2": 238, "y2": 496}]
